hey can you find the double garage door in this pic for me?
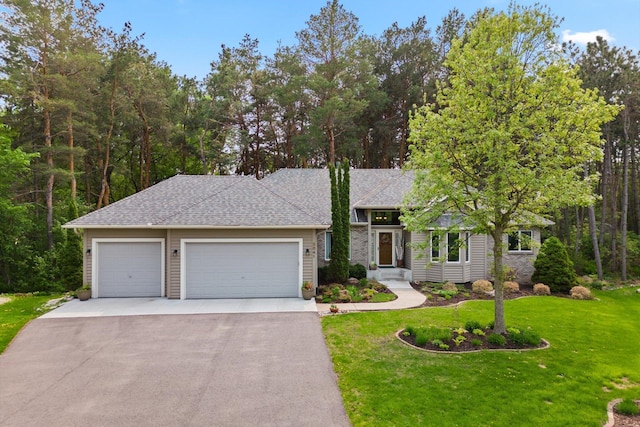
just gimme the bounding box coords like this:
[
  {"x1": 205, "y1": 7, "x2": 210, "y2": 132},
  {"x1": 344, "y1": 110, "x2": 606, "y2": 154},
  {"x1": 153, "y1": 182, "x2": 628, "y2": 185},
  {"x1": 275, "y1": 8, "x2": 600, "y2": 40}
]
[
  {"x1": 93, "y1": 239, "x2": 301, "y2": 299},
  {"x1": 182, "y1": 240, "x2": 301, "y2": 299}
]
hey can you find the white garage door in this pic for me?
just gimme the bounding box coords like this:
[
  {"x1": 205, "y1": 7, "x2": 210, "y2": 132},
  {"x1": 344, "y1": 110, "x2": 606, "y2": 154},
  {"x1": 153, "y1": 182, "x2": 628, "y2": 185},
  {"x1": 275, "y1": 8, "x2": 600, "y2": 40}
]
[
  {"x1": 95, "y1": 241, "x2": 163, "y2": 298},
  {"x1": 183, "y1": 241, "x2": 300, "y2": 299}
]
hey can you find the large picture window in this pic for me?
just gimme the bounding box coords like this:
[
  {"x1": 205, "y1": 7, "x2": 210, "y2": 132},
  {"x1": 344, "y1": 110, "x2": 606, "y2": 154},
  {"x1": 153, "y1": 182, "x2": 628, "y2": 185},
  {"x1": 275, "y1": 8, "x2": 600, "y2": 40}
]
[
  {"x1": 508, "y1": 230, "x2": 532, "y2": 252},
  {"x1": 447, "y1": 232, "x2": 461, "y2": 263}
]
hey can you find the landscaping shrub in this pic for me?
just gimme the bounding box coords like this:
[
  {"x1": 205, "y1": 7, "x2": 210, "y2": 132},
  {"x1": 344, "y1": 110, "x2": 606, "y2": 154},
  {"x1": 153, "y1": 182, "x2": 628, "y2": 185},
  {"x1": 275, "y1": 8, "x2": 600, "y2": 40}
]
[
  {"x1": 531, "y1": 237, "x2": 577, "y2": 293},
  {"x1": 442, "y1": 282, "x2": 458, "y2": 291},
  {"x1": 318, "y1": 266, "x2": 329, "y2": 284},
  {"x1": 504, "y1": 281, "x2": 519, "y2": 293},
  {"x1": 533, "y1": 283, "x2": 551, "y2": 296},
  {"x1": 487, "y1": 333, "x2": 506, "y2": 346},
  {"x1": 616, "y1": 399, "x2": 639, "y2": 416},
  {"x1": 472, "y1": 279, "x2": 493, "y2": 293},
  {"x1": 464, "y1": 320, "x2": 483, "y2": 331},
  {"x1": 508, "y1": 328, "x2": 541, "y2": 346},
  {"x1": 570, "y1": 286, "x2": 592, "y2": 300},
  {"x1": 349, "y1": 263, "x2": 367, "y2": 280}
]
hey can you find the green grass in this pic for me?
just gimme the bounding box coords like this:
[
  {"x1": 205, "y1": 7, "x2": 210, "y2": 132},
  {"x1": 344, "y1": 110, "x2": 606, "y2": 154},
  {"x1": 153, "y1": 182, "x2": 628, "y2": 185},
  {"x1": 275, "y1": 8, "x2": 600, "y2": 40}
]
[
  {"x1": 322, "y1": 287, "x2": 640, "y2": 427},
  {"x1": 371, "y1": 292, "x2": 397, "y2": 303},
  {"x1": 0, "y1": 294, "x2": 64, "y2": 354}
]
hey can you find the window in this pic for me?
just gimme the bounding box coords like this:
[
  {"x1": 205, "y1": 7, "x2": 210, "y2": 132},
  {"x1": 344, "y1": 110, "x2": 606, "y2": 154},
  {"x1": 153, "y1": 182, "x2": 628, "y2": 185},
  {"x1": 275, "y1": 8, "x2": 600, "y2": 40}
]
[
  {"x1": 325, "y1": 231, "x2": 351, "y2": 260},
  {"x1": 325, "y1": 231, "x2": 333, "y2": 260},
  {"x1": 371, "y1": 211, "x2": 401, "y2": 225},
  {"x1": 465, "y1": 232, "x2": 471, "y2": 263},
  {"x1": 447, "y1": 232, "x2": 461, "y2": 263},
  {"x1": 430, "y1": 232, "x2": 440, "y2": 261},
  {"x1": 508, "y1": 230, "x2": 532, "y2": 252}
]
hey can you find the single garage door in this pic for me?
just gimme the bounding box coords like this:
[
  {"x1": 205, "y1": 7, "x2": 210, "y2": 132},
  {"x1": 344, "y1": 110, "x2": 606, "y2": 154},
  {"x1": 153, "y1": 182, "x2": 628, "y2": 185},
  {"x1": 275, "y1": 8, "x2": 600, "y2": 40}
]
[
  {"x1": 95, "y1": 241, "x2": 163, "y2": 298},
  {"x1": 183, "y1": 241, "x2": 300, "y2": 299}
]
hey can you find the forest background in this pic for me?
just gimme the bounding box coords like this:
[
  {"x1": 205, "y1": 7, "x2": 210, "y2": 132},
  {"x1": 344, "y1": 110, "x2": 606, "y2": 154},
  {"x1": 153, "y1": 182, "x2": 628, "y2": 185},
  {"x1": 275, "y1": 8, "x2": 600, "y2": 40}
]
[{"x1": 0, "y1": 0, "x2": 638, "y2": 292}]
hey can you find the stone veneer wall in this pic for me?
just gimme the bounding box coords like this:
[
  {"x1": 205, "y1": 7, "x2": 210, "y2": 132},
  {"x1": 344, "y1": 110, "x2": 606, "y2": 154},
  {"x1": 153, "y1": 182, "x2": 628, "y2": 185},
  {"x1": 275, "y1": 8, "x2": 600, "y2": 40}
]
[{"x1": 316, "y1": 226, "x2": 369, "y2": 268}]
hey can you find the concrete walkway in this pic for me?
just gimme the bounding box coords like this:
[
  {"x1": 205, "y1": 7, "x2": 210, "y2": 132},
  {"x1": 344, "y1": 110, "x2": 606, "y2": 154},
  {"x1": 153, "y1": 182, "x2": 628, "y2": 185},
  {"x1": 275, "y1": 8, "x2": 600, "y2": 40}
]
[
  {"x1": 41, "y1": 280, "x2": 424, "y2": 318},
  {"x1": 316, "y1": 279, "x2": 426, "y2": 313}
]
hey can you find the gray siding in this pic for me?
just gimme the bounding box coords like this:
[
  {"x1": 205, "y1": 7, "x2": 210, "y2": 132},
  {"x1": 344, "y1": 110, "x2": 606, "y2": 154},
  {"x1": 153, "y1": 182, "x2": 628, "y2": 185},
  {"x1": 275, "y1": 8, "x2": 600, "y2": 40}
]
[
  {"x1": 470, "y1": 234, "x2": 488, "y2": 281},
  {"x1": 485, "y1": 228, "x2": 541, "y2": 284}
]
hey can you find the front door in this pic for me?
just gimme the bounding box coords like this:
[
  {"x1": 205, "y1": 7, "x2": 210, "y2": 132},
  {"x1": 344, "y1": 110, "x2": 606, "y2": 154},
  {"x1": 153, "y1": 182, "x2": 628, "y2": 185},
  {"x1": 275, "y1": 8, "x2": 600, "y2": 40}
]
[{"x1": 377, "y1": 232, "x2": 394, "y2": 266}]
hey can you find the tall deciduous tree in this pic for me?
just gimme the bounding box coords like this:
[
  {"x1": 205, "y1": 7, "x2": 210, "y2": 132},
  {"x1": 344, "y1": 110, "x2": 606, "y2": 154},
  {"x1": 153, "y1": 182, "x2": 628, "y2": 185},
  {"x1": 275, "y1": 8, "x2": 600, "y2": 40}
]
[{"x1": 403, "y1": 4, "x2": 619, "y2": 334}]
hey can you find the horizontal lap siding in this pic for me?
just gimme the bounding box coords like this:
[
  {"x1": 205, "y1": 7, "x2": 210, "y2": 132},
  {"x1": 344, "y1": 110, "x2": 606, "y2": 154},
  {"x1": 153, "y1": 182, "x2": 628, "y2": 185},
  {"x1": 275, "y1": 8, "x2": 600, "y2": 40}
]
[
  {"x1": 471, "y1": 234, "x2": 488, "y2": 282},
  {"x1": 410, "y1": 232, "x2": 428, "y2": 282},
  {"x1": 168, "y1": 229, "x2": 316, "y2": 299}
]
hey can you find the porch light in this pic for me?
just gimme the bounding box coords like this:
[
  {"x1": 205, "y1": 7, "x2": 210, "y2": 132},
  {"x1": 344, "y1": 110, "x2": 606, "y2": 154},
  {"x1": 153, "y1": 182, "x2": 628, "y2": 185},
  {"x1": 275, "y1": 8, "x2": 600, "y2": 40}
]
[
  {"x1": 86, "y1": 248, "x2": 91, "y2": 255},
  {"x1": 305, "y1": 248, "x2": 310, "y2": 256},
  {"x1": 172, "y1": 249, "x2": 178, "y2": 257}
]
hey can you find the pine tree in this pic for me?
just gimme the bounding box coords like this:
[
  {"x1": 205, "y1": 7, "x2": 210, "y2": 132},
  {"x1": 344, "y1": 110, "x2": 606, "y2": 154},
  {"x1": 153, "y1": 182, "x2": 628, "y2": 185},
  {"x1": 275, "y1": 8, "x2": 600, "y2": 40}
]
[
  {"x1": 532, "y1": 237, "x2": 577, "y2": 293},
  {"x1": 328, "y1": 158, "x2": 350, "y2": 282}
]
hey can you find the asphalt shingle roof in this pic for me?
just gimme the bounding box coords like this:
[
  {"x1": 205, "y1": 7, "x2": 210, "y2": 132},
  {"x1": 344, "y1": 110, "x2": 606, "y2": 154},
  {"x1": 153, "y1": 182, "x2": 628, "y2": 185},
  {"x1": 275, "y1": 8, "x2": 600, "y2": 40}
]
[{"x1": 65, "y1": 169, "x2": 415, "y2": 228}]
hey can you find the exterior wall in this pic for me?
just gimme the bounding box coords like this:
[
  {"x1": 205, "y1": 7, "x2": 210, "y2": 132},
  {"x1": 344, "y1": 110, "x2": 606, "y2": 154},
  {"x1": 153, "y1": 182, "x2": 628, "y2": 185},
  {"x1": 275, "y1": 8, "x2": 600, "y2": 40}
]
[
  {"x1": 485, "y1": 228, "x2": 541, "y2": 284},
  {"x1": 412, "y1": 230, "x2": 539, "y2": 284},
  {"x1": 470, "y1": 234, "x2": 488, "y2": 281},
  {"x1": 317, "y1": 226, "x2": 368, "y2": 268},
  {"x1": 350, "y1": 226, "x2": 369, "y2": 266},
  {"x1": 83, "y1": 228, "x2": 168, "y2": 286},
  {"x1": 84, "y1": 227, "x2": 317, "y2": 299}
]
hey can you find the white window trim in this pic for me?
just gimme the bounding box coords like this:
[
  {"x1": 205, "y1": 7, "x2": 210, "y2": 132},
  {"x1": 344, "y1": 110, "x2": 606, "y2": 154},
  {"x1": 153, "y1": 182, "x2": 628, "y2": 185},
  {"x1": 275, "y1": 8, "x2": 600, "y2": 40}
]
[
  {"x1": 508, "y1": 230, "x2": 533, "y2": 252},
  {"x1": 91, "y1": 238, "x2": 166, "y2": 299},
  {"x1": 324, "y1": 230, "x2": 351, "y2": 261}
]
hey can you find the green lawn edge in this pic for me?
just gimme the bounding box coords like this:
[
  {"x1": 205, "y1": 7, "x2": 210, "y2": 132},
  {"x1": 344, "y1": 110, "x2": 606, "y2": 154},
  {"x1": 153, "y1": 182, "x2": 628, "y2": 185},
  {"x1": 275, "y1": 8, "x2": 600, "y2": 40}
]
[
  {"x1": 321, "y1": 287, "x2": 640, "y2": 427},
  {"x1": 0, "y1": 294, "x2": 65, "y2": 354}
]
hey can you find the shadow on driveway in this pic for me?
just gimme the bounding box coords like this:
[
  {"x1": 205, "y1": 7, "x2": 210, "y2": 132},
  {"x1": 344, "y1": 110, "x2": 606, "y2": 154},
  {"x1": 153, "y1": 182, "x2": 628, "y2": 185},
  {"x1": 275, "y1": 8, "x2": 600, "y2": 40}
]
[{"x1": 0, "y1": 313, "x2": 350, "y2": 427}]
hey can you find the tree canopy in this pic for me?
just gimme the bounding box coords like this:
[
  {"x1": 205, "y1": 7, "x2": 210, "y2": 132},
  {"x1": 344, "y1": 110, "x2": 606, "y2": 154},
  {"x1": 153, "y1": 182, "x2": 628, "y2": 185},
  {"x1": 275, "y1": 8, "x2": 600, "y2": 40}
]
[{"x1": 403, "y1": 4, "x2": 620, "y2": 333}]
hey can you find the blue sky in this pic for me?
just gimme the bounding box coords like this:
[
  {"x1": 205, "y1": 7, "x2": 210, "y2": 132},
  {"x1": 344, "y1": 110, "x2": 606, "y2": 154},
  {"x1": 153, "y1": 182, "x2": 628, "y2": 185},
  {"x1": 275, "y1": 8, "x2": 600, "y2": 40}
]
[{"x1": 96, "y1": 0, "x2": 640, "y2": 79}]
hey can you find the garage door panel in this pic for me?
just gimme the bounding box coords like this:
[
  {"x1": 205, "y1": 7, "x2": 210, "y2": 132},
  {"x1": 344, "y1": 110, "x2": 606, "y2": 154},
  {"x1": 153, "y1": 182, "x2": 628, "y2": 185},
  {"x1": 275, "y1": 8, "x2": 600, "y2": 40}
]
[
  {"x1": 97, "y1": 242, "x2": 162, "y2": 298},
  {"x1": 184, "y1": 242, "x2": 299, "y2": 299}
]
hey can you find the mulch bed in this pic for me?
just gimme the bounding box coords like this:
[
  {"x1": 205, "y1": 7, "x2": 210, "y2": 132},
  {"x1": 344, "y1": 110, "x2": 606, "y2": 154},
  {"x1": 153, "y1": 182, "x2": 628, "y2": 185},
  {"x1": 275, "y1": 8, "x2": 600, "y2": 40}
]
[
  {"x1": 398, "y1": 327, "x2": 548, "y2": 353},
  {"x1": 412, "y1": 281, "x2": 537, "y2": 308}
]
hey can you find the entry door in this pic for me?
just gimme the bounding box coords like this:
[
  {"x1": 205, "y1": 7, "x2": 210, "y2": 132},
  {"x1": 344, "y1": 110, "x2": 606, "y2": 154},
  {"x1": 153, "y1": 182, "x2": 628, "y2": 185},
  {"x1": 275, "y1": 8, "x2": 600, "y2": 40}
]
[{"x1": 377, "y1": 232, "x2": 394, "y2": 266}]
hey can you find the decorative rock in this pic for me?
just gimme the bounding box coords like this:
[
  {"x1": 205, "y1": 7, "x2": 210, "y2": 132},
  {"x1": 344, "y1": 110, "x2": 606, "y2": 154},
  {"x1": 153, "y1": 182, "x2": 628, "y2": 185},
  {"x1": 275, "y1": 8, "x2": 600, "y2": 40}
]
[{"x1": 347, "y1": 277, "x2": 359, "y2": 285}]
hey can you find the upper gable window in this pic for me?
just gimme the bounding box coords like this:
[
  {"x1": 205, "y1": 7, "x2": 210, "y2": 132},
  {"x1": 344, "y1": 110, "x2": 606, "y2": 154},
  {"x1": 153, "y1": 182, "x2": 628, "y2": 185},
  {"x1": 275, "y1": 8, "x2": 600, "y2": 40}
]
[
  {"x1": 508, "y1": 230, "x2": 532, "y2": 252},
  {"x1": 371, "y1": 211, "x2": 401, "y2": 226}
]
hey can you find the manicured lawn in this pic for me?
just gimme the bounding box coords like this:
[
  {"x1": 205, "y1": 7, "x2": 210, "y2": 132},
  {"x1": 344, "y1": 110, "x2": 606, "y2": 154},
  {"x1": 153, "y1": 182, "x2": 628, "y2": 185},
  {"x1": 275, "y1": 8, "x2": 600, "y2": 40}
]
[
  {"x1": 0, "y1": 294, "x2": 64, "y2": 354},
  {"x1": 322, "y1": 287, "x2": 640, "y2": 427}
]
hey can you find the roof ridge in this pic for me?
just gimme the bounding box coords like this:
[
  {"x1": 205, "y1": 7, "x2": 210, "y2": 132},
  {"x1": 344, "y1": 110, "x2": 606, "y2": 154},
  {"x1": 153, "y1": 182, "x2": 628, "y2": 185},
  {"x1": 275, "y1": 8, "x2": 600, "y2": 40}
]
[
  {"x1": 152, "y1": 175, "x2": 250, "y2": 225},
  {"x1": 256, "y1": 178, "x2": 328, "y2": 225},
  {"x1": 352, "y1": 171, "x2": 399, "y2": 207}
]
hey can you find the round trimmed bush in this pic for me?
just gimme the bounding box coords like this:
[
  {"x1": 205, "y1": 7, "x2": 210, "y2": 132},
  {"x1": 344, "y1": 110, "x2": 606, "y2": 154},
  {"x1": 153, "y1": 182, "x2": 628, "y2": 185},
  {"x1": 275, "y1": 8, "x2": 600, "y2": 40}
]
[
  {"x1": 533, "y1": 283, "x2": 551, "y2": 296},
  {"x1": 472, "y1": 279, "x2": 493, "y2": 293},
  {"x1": 504, "y1": 281, "x2": 520, "y2": 293},
  {"x1": 349, "y1": 263, "x2": 367, "y2": 280},
  {"x1": 531, "y1": 237, "x2": 577, "y2": 293},
  {"x1": 570, "y1": 285, "x2": 592, "y2": 300}
]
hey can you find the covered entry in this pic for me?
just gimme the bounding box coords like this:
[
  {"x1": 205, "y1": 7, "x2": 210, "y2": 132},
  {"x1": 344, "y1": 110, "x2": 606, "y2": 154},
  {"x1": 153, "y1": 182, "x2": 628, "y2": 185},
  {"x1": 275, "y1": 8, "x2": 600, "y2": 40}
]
[{"x1": 181, "y1": 239, "x2": 302, "y2": 299}]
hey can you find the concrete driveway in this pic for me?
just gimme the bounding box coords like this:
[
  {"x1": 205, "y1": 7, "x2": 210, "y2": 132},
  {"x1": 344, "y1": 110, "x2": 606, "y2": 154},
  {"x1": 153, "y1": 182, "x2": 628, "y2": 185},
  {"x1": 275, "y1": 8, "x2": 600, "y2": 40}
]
[{"x1": 0, "y1": 313, "x2": 350, "y2": 427}]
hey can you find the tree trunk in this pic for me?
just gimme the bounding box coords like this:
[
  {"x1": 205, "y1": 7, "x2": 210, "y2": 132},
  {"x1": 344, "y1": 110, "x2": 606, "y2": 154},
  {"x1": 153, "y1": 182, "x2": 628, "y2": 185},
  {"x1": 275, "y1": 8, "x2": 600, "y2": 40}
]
[
  {"x1": 328, "y1": 126, "x2": 336, "y2": 166},
  {"x1": 67, "y1": 110, "x2": 76, "y2": 200},
  {"x1": 491, "y1": 226, "x2": 506, "y2": 335},
  {"x1": 585, "y1": 164, "x2": 603, "y2": 279},
  {"x1": 44, "y1": 107, "x2": 55, "y2": 250},
  {"x1": 632, "y1": 145, "x2": 640, "y2": 234},
  {"x1": 599, "y1": 132, "x2": 611, "y2": 247},
  {"x1": 620, "y1": 109, "x2": 630, "y2": 281}
]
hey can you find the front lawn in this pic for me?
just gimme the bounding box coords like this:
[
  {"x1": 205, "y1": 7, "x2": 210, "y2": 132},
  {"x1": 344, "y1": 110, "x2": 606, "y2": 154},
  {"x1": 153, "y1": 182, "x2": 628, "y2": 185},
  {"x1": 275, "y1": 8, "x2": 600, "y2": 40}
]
[
  {"x1": 322, "y1": 287, "x2": 640, "y2": 426},
  {"x1": 0, "y1": 293, "x2": 65, "y2": 354}
]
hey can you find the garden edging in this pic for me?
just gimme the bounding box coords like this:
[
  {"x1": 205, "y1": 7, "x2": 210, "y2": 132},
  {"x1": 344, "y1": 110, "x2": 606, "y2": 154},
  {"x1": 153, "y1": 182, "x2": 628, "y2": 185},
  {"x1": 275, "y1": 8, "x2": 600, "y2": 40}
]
[{"x1": 395, "y1": 329, "x2": 550, "y2": 354}]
